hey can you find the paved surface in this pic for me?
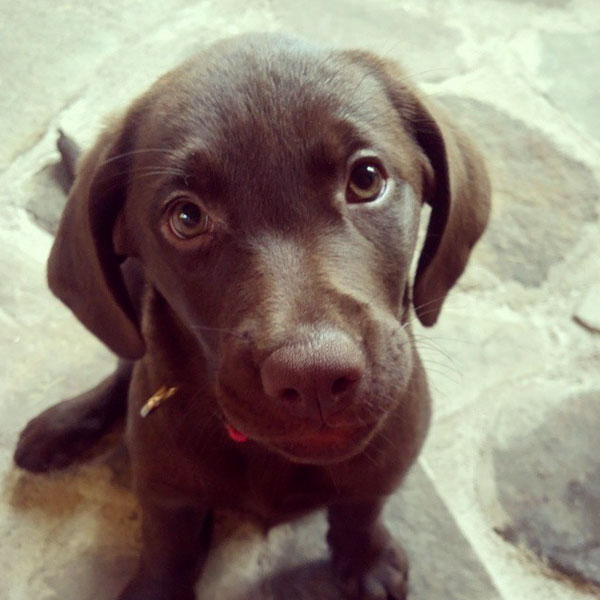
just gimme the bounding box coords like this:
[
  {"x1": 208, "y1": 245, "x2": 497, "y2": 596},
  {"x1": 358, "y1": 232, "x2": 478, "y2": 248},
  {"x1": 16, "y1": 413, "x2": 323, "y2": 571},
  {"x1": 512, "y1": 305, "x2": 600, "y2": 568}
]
[{"x1": 1, "y1": 1, "x2": 599, "y2": 599}]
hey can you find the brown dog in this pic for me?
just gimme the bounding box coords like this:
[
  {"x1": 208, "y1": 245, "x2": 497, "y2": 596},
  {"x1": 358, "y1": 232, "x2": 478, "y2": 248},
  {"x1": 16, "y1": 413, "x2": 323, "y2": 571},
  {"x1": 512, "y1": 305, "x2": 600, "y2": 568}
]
[{"x1": 14, "y1": 34, "x2": 490, "y2": 600}]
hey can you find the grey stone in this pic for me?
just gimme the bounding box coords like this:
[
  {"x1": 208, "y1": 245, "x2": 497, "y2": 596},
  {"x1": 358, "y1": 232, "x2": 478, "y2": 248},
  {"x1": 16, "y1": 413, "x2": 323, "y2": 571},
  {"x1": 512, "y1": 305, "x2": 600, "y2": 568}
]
[
  {"x1": 491, "y1": 390, "x2": 600, "y2": 586},
  {"x1": 540, "y1": 32, "x2": 600, "y2": 142},
  {"x1": 574, "y1": 284, "x2": 600, "y2": 334},
  {"x1": 26, "y1": 161, "x2": 70, "y2": 235},
  {"x1": 199, "y1": 463, "x2": 502, "y2": 599},
  {"x1": 385, "y1": 465, "x2": 502, "y2": 600},
  {"x1": 500, "y1": 0, "x2": 571, "y2": 6},
  {"x1": 271, "y1": 0, "x2": 465, "y2": 82},
  {"x1": 440, "y1": 97, "x2": 600, "y2": 286},
  {"x1": 6, "y1": 460, "x2": 500, "y2": 600},
  {"x1": 0, "y1": 0, "x2": 192, "y2": 171},
  {"x1": 39, "y1": 551, "x2": 139, "y2": 600}
]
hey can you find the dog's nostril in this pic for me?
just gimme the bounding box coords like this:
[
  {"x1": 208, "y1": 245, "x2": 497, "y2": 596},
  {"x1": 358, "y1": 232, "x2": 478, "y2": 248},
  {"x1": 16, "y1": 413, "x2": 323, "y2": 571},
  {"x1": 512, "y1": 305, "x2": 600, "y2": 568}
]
[
  {"x1": 281, "y1": 388, "x2": 301, "y2": 402},
  {"x1": 260, "y1": 332, "x2": 365, "y2": 417},
  {"x1": 331, "y1": 375, "x2": 357, "y2": 396}
]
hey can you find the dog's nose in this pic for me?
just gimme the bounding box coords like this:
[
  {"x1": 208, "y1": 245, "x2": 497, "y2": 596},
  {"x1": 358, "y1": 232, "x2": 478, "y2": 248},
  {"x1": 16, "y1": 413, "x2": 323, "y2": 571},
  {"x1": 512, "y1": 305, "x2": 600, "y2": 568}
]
[{"x1": 260, "y1": 331, "x2": 364, "y2": 418}]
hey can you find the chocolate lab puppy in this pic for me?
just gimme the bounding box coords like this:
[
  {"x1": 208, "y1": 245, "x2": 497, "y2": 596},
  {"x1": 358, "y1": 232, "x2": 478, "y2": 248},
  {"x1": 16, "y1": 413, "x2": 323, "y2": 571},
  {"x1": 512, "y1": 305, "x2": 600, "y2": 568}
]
[{"x1": 14, "y1": 34, "x2": 490, "y2": 600}]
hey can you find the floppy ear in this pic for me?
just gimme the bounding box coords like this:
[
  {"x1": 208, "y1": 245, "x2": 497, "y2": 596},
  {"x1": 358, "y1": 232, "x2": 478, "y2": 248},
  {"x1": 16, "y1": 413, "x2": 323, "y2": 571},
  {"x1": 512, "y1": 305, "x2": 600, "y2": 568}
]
[
  {"x1": 407, "y1": 96, "x2": 491, "y2": 326},
  {"x1": 344, "y1": 51, "x2": 491, "y2": 326},
  {"x1": 48, "y1": 118, "x2": 146, "y2": 359}
]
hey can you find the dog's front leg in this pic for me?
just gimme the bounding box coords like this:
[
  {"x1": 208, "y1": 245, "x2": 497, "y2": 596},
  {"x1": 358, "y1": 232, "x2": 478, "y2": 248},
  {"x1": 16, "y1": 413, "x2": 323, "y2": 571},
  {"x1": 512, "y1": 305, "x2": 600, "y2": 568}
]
[
  {"x1": 327, "y1": 498, "x2": 408, "y2": 600},
  {"x1": 120, "y1": 500, "x2": 212, "y2": 600},
  {"x1": 14, "y1": 360, "x2": 132, "y2": 472}
]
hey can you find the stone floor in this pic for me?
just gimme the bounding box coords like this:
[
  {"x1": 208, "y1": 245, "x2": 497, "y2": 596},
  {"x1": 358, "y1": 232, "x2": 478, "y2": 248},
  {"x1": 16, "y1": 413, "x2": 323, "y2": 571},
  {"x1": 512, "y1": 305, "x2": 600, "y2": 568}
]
[{"x1": 1, "y1": 1, "x2": 599, "y2": 599}]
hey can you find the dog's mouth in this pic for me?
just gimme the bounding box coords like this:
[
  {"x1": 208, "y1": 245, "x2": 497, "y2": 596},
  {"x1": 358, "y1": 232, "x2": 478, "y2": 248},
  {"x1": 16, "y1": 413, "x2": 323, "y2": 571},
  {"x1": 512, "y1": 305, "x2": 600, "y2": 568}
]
[
  {"x1": 268, "y1": 421, "x2": 377, "y2": 464},
  {"x1": 224, "y1": 418, "x2": 377, "y2": 465},
  {"x1": 217, "y1": 381, "x2": 385, "y2": 464}
]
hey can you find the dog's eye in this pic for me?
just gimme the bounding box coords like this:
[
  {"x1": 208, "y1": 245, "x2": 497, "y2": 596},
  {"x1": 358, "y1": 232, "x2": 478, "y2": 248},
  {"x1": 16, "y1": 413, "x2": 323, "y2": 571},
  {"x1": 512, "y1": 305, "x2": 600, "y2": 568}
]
[
  {"x1": 168, "y1": 198, "x2": 213, "y2": 239},
  {"x1": 347, "y1": 162, "x2": 386, "y2": 203}
]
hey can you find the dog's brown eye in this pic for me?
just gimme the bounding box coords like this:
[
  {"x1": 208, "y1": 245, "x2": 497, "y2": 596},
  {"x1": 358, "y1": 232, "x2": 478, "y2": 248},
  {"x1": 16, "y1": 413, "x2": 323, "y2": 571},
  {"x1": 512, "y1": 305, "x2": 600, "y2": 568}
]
[
  {"x1": 168, "y1": 199, "x2": 213, "y2": 239},
  {"x1": 347, "y1": 162, "x2": 386, "y2": 203}
]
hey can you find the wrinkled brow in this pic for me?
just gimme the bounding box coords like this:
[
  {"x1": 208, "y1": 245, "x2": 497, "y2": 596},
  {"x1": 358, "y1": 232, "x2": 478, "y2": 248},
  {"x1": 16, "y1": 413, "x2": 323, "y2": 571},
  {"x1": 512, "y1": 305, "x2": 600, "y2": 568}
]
[
  {"x1": 305, "y1": 119, "x2": 379, "y2": 178},
  {"x1": 169, "y1": 149, "x2": 227, "y2": 198}
]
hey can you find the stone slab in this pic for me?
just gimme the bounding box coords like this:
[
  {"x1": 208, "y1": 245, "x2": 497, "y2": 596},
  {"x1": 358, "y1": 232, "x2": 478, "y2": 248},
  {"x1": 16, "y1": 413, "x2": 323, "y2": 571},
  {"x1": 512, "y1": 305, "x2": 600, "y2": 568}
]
[
  {"x1": 540, "y1": 32, "x2": 600, "y2": 143},
  {"x1": 485, "y1": 386, "x2": 600, "y2": 588},
  {"x1": 438, "y1": 96, "x2": 599, "y2": 288},
  {"x1": 3, "y1": 458, "x2": 501, "y2": 600},
  {"x1": 25, "y1": 161, "x2": 69, "y2": 236},
  {"x1": 270, "y1": 0, "x2": 465, "y2": 82},
  {"x1": 574, "y1": 284, "x2": 600, "y2": 334},
  {"x1": 0, "y1": 0, "x2": 193, "y2": 172}
]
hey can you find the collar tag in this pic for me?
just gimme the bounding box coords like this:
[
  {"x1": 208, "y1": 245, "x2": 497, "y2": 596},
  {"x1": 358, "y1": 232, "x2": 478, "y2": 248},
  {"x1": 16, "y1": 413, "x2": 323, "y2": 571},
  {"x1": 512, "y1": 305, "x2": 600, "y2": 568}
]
[{"x1": 140, "y1": 386, "x2": 178, "y2": 418}]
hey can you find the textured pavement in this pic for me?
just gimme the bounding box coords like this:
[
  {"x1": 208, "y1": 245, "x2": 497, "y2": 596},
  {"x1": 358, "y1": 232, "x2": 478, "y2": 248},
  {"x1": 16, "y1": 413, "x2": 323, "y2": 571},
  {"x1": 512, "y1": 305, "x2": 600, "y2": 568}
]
[{"x1": 1, "y1": 1, "x2": 599, "y2": 599}]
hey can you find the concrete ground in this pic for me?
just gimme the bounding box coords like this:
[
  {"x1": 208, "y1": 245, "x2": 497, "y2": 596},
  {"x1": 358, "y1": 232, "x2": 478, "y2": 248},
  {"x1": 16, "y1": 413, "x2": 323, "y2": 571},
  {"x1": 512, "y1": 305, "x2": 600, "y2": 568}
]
[{"x1": 1, "y1": 0, "x2": 599, "y2": 599}]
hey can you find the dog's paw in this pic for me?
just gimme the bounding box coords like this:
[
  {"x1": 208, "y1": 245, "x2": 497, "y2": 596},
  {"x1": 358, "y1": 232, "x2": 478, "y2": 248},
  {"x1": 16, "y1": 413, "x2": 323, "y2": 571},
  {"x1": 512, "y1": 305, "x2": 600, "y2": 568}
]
[
  {"x1": 14, "y1": 399, "x2": 108, "y2": 472},
  {"x1": 334, "y1": 539, "x2": 408, "y2": 600}
]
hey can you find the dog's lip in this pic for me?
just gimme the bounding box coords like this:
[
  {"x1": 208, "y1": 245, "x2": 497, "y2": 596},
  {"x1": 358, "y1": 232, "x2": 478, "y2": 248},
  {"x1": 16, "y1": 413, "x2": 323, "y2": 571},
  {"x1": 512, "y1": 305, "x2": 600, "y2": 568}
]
[
  {"x1": 223, "y1": 419, "x2": 369, "y2": 445},
  {"x1": 222, "y1": 411, "x2": 376, "y2": 461},
  {"x1": 277, "y1": 422, "x2": 368, "y2": 445},
  {"x1": 217, "y1": 384, "x2": 378, "y2": 459},
  {"x1": 265, "y1": 421, "x2": 377, "y2": 463}
]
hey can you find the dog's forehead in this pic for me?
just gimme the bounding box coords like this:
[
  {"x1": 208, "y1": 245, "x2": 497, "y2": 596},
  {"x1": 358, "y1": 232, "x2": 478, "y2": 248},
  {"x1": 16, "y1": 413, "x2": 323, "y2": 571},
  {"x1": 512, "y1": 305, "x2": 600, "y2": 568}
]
[
  {"x1": 132, "y1": 37, "x2": 412, "y2": 227},
  {"x1": 144, "y1": 38, "x2": 390, "y2": 160}
]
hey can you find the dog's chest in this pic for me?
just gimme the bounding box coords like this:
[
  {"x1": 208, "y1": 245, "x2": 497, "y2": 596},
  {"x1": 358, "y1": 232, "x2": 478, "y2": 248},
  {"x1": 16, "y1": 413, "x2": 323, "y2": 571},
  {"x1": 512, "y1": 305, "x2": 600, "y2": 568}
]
[{"x1": 225, "y1": 455, "x2": 343, "y2": 524}]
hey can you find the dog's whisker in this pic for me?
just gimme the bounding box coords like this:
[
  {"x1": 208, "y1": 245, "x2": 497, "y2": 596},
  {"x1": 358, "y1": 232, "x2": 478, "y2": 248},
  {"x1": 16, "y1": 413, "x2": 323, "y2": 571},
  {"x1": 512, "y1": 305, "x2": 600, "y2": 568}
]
[
  {"x1": 326, "y1": 465, "x2": 341, "y2": 495},
  {"x1": 95, "y1": 167, "x2": 190, "y2": 189},
  {"x1": 127, "y1": 168, "x2": 189, "y2": 180},
  {"x1": 411, "y1": 335, "x2": 458, "y2": 363},
  {"x1": 190, "y1": 324, "x2": 251, "y2": 341},
  {"x1": 99, "y1": 147, "x2": 180, "y2": 167},
  {"x1": 411, "y1": 292, "x2": 455, "y2": 315},
  {"x1": 416, "y1": 360, "x2": 463, "y2": 385}
]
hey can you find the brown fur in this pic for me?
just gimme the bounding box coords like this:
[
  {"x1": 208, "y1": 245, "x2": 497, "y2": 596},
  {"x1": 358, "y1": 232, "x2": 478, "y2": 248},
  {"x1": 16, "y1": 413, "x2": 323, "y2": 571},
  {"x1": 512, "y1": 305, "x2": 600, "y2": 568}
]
[{"x1": 14, "y1": 34, "x2": 490, "y2": 600}]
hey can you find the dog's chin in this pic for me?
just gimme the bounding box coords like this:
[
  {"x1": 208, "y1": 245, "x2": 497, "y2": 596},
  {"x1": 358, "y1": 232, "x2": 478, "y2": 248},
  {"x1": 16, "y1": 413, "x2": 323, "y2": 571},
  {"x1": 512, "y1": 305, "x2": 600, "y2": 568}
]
[{"x1": 261, "y1": 422, "x2": 379, "y2": 465}]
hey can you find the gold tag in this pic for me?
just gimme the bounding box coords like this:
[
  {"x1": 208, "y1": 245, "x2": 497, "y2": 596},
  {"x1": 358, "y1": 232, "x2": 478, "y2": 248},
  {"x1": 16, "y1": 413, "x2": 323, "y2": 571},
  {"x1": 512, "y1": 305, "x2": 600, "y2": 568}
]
[{"x1": 140, "y1": 385, "x2": 178, "y2": 418}]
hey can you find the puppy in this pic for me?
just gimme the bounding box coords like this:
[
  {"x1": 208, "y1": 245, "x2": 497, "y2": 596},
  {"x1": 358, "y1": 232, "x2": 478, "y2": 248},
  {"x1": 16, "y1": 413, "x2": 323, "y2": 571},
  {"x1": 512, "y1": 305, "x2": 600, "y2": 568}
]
[{"x1": 15, "y1": 34, "x2": 490, "y2": 600}]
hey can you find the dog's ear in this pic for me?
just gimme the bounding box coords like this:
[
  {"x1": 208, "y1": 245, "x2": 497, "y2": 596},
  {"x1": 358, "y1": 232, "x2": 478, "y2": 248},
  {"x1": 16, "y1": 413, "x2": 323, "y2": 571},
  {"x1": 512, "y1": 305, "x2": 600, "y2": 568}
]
[
  {"x1": 48, "y1": 117, "x2": 146, "y2": 359},
  {"x1": 344, "y1": 52, "x2": 491, "y2": 326},
  {"x1": 407, "y1": 95, "x2": 491, "y2": 326}
]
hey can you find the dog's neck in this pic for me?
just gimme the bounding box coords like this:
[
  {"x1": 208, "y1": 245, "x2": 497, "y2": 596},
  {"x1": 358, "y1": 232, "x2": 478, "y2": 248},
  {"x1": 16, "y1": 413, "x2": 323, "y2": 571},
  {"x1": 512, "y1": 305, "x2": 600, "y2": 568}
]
[{"x1": 139, "y1": 284, "x2": 216, "y2": 390}]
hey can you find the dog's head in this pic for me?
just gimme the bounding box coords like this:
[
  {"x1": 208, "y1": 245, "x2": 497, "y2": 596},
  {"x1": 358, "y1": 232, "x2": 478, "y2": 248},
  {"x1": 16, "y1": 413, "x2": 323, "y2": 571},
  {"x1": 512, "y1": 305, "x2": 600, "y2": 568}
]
[{"x1": 49, "y1": 35, "x2": 490, "y2": 464}]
